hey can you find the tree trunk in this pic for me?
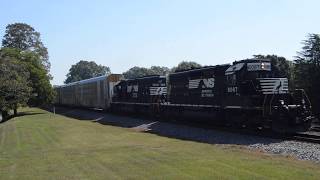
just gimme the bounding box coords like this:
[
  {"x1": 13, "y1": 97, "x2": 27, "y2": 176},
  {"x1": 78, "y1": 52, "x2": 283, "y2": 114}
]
[
  {"x1": 0, "y1": 111, "x2": 3, "y2": 122},
  {"x1": 2, "y1": 111, "x2": 8, "y2": 121},
  {"x1": 14, "y1": 108, "x2": 17, "y2": 116}
]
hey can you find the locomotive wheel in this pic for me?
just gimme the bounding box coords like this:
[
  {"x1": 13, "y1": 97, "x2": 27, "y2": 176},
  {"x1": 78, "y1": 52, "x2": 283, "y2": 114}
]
[
  {"x1": 271, "y1": 109, "x2": 288, "y2": 133},
  {"x1": 224, "y1": 109, "x2": 247, "y2": 129}
]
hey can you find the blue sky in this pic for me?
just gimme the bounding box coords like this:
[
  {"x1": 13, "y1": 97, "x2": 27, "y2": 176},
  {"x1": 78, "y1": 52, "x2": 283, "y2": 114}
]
[{"x1": 1, "y1": 0, "x2": 320, "y2": 85}]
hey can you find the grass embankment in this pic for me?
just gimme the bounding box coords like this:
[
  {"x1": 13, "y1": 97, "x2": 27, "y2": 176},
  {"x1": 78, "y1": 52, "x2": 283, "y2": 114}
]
[{"x1": 0, "y1": 108, "x2": 319, "y2": 179}]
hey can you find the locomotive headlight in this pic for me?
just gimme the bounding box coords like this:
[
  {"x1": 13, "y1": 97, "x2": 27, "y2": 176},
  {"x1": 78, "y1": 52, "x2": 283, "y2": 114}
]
[
  {"x1": 261, "y1": 63, "x2": 265, "y2": 69},
  {"x1": 301, "y1": 99, "x2": 307, "y2": 109},
  {"x1": 279, "y1": 100, "x2": 285, "y2": 105}
]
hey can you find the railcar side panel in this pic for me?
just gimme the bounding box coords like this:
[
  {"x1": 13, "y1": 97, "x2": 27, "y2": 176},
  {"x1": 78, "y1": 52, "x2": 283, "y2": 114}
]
[
  {"x1": 60, "y1": 85, "x2": 76, "y2": 106},
  {"x1": 113, "y1": 75, "x2": 166, "y2": 104},
  {"x1": 169, "y1": 65, "x2": 229, "y2": 106}
]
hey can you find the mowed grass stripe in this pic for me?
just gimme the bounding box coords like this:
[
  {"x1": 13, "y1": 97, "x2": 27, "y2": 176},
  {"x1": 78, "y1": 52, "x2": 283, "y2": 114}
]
[
  {"x1": 0, "y1": 107, "x2": 320, "y2": 180},
  {"x1": 0, "y1": 125, "x2": 5, "y2": 151},
  {"x1": 4, "y1": 123, "x2": 17, "y2": 152}
]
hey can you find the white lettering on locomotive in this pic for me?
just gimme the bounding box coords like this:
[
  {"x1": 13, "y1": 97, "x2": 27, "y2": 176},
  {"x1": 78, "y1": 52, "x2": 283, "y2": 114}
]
[
  {"x1": 149, "y1": 87, "x2": 167, "y2": 95},
  {"x1": 127, "y1": 85, "x2": 138, "y2": 93},
  {"x1": 201, "y1": 89, "x2": 214, "y2": 97},
  {"x1": 189, "y1": 78, "x2": 215, "y2": 89},
  {"x1": 202, "y1": 78, "x2": 215, "y2": 88}
]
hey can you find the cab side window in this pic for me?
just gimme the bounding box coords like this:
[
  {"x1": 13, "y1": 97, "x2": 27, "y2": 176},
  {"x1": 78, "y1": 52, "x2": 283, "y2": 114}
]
[{"x1": 227, "y1": 74, "x2": 237, "y2": 86}]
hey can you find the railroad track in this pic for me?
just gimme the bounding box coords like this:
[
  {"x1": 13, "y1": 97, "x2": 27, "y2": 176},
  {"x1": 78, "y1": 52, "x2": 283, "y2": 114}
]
[
  {"x1": 292, "y1": 132, "x2": 320, "y2": 144},
  {"x1": 310, "y1": 126, "x2": 320, "y2": 132}
]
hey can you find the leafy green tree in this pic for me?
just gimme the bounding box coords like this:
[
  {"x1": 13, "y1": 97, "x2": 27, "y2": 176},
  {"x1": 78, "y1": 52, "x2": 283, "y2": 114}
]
[
  {"x1": 172, "y1": 61, "x2": 202, "y2": 72},
  {"x1": 0, "y1": 48, "x2": 55, "y2": 106},
  {"x1": 123, "y1": 62, "x2": 201, "y2": 79},
  {"x1": 2, "y1": 23, "x2": 50, "y2": 71},
  {"x1": 0, "y1": 52, "x2": 32, "y2": 116},
  {"x1": 150, "y1": 66, "x2": 170, "y2": 76},
  {"x1": 65, "y1": 60, "x2": 111, "y2": 83},
  {"x1": 294, "y1": 34, "x2": 320, "y2": 116},
  {"x1": 123, "y1": 66, "x2": 154, "y2": 79},
  {"x1": 123, "y1": 66, "x2": 170, "y2": 79}
]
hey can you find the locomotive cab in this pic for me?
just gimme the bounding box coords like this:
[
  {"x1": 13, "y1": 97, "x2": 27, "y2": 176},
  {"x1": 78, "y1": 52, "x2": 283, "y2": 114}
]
[
  {"x1": 225, "y1": 59, "x2": 313, "y2": 132},
  {"x1": 226, "y1": 59, "x2": 277, "y2": 95}
]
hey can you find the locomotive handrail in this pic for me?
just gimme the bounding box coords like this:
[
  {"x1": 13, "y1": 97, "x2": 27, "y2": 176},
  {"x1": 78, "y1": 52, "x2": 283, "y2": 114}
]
[
  {"x1": 269, "y1": 93, "x2": 276, "y2": 115},
  {"x1": 294, "y1": 89, "x2": 312, "y2": 107},
  {"x1": 262, "y1": 94, "x2": 267, "y2": 117},
  {"x1": 250, "y1": 80, "x2": 258, "y2": 91}
]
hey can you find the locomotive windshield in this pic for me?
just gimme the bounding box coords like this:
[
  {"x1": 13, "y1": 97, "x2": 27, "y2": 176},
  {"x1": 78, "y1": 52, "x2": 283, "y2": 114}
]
[{"x1": 225, "y1": 63, "x2": 245, "y2": 75}]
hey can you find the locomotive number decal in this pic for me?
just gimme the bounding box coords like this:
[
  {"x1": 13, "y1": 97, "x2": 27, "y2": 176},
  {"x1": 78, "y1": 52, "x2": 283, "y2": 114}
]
[
  {"x1": 188, "y1": 78, "x2": 215, "y2": 89},
  {"x1": 227, "y1": 87, "x2": 238, "y2": 93},
  {"x1": 247, "y1": 62, "x2": 271, "y2": 71}
]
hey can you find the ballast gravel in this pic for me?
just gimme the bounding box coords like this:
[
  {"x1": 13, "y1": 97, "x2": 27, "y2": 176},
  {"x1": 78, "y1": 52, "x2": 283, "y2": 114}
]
[
  {"x1": 54, "y1": 107, "x2": 320, "y2": 163},
  {"x1": 248, "y1": 141, "x2": 320, "y2": 162}
]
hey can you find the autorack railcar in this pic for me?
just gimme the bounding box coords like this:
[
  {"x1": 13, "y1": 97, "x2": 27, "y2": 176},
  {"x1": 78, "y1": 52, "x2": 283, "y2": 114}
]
[{"x1": 55, "y1": 74, "x2": 123, "y2": 109}]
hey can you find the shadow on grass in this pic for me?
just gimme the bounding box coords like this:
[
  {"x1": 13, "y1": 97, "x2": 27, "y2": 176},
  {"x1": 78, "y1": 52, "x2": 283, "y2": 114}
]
[
  {"x1": 45, "y1": 106, "x2": 283, "y2": 146},
  {"x1": 0, "y1": 110, "x2": 45, "y2": 124}
]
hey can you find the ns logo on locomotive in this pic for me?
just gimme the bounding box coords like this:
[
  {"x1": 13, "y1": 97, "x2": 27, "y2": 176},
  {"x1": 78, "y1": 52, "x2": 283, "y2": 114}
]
[{"x1": 55, "y1": 59, "x2": 315, "y2": 133}]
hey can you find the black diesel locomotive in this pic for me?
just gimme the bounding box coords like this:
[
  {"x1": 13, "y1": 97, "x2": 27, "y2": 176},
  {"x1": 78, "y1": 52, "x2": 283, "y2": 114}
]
[{"x1": 111, "y1": 59, "x2": 314, "y2": 132}]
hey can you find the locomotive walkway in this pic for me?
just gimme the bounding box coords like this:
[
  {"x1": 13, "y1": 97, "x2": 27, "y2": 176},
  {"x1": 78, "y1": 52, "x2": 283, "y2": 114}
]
[{"x1": 0, "y1": 107, "x2": 319, "y2": 179}]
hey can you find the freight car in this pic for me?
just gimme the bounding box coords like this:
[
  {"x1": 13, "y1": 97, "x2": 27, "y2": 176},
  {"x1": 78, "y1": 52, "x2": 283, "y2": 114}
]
[{"x1": 55, "y1": 74, "x2": 123, "y2": 109}]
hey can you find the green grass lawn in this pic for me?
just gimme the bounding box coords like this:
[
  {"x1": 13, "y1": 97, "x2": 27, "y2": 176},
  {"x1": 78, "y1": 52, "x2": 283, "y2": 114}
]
[{"x1": 0, "y1": 108, "x2": 320, "y2": 179}]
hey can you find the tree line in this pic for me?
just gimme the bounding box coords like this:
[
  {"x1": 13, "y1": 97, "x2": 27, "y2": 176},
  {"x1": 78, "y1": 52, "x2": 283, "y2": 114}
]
[
  {"x1": 65, "y1": 60, "x2": 202, "y2": 82},
  {"x1": 0, "y1": 23, "x2": 54, "y2": 121}
]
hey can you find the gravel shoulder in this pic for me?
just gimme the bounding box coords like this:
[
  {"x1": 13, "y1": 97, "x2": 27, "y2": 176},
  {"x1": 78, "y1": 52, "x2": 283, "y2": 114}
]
[{"x1": 53, "y1": 106, "x2": 320, "y2": 163}]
